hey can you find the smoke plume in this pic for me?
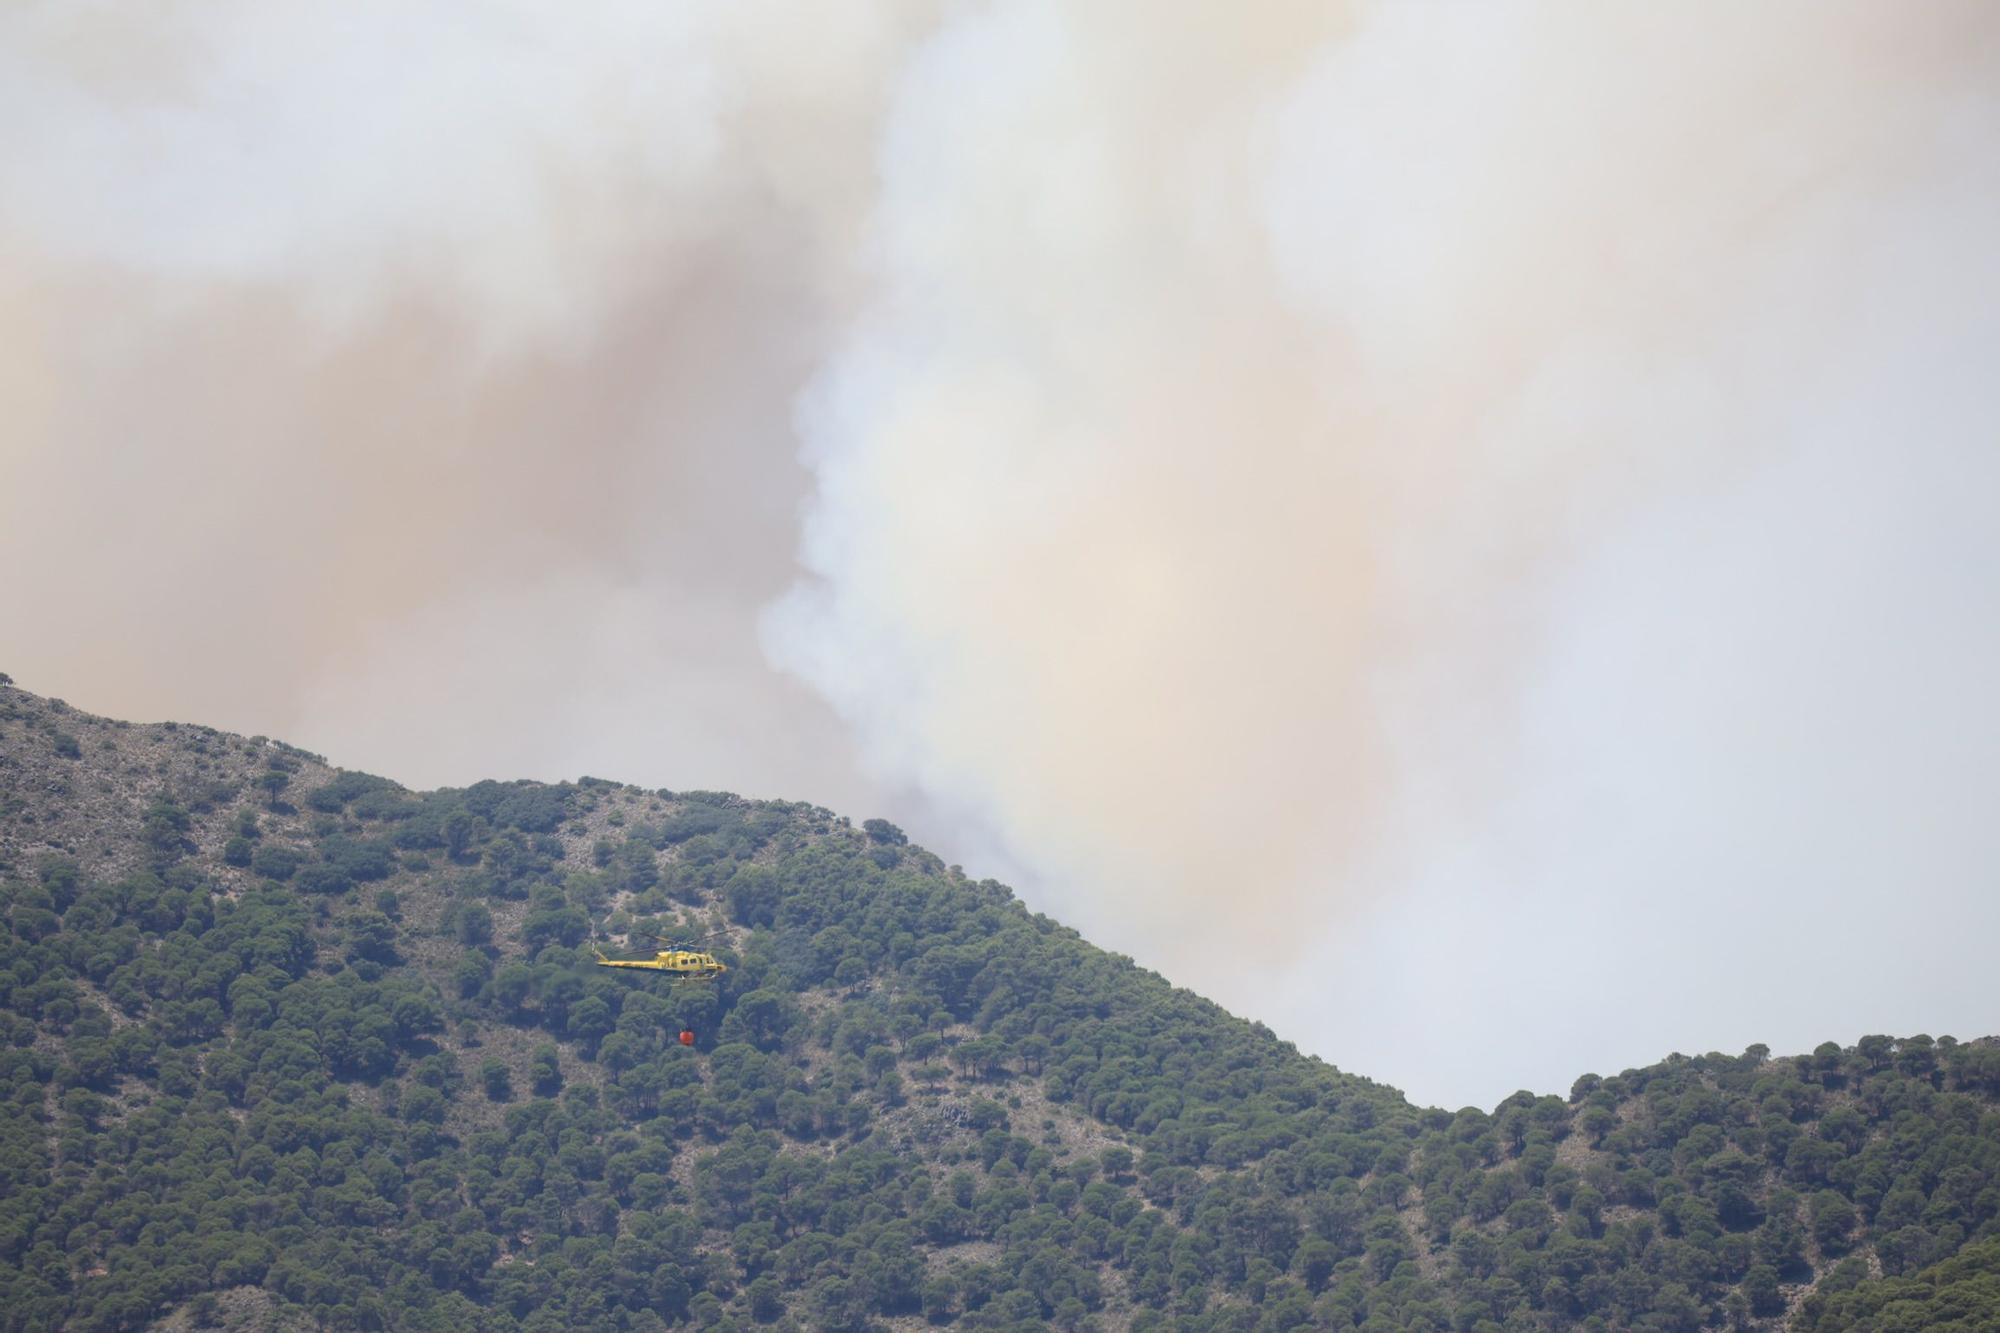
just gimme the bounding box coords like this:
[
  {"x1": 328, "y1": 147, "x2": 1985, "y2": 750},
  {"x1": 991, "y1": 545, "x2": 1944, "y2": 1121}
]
[
  {"x1": 5, "y1": 1, "x2": 1997, "y2": 1104},
  {"x1": 767, "y1": 1, "x2": 2000, "y2": 990}
]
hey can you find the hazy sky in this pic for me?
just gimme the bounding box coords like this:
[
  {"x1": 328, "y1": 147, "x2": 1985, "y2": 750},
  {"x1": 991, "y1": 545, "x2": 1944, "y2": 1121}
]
[{"x1": 5, "y1": 1, "x2": 1997, "y2": 1109}]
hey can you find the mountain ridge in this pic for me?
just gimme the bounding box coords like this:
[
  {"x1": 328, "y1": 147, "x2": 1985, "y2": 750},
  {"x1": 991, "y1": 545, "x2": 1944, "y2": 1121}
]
[{"x1": 1, "y1": 675, "x2": 1995, "y2": 1331}]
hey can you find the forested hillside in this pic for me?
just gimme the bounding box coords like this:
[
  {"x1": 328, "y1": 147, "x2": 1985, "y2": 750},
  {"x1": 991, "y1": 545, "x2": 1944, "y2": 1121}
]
[{"x1": 1, "y1": 677, "x2": 1996, "y2": 1332}]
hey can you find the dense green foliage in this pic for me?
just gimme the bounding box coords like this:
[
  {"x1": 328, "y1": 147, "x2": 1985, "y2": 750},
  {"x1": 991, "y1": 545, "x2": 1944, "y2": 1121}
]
[
  {"x1": 0, "y1": 681, "x2": 1996, "y2": 1331},
  {"x1": 1792, "y1": 1235, "x2": 2000, "y2": 1332}
]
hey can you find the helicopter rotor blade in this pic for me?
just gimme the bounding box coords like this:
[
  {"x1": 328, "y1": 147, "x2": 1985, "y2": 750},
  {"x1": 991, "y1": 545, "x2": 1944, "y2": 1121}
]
[{"x1": 630, "y1": 928, "x2": 729, "y2": 949}]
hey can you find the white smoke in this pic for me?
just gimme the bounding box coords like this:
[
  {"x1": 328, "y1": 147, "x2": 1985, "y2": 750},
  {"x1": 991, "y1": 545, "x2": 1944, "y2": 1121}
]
[{"x1": 768, "y1": 1, "x2": 2000, "y2": 997}]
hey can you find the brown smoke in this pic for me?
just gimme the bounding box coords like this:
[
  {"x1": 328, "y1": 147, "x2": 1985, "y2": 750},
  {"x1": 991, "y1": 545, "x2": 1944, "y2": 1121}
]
[{"x1": 0, "y1": 1, "x2": 930, "y2": 805}]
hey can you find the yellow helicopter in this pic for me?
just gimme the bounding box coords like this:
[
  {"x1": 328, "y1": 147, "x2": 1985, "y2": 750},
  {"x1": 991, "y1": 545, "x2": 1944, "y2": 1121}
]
[{"x1": 590, "y1": 930, "x2": 728, "y2": 980}]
